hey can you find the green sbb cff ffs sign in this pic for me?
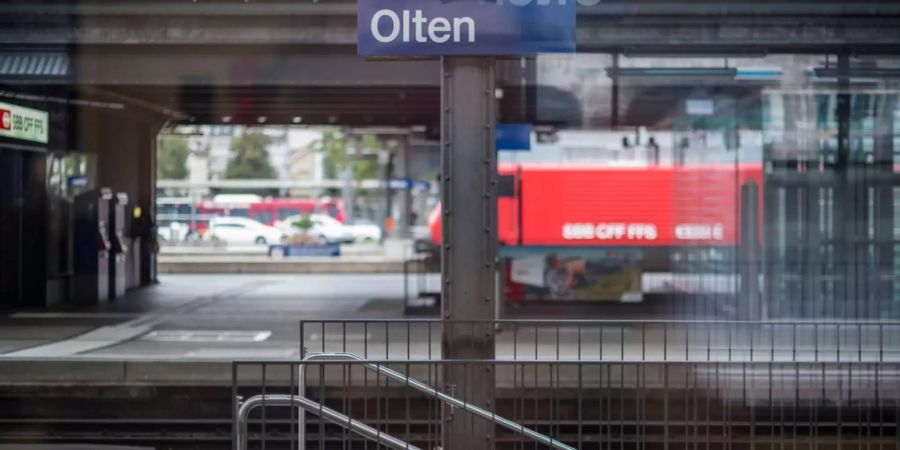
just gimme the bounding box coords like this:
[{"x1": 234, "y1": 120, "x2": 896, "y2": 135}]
[
  {"x1": 358, "y1": 0, "x2": 577, "y2": 56},
  {"x1": 0, "y1": 101, "x2": 49, "y2": 144}
]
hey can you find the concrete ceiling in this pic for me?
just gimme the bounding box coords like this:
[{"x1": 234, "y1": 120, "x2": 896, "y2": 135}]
[{"x1": 1, "y1": 1, "x2": 900, "y2": 127}]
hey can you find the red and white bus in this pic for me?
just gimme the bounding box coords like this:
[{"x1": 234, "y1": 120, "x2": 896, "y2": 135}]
[
  {"x1": 157, "y1": 196, "x2": 346, "y2": 237},
  {"x1": 157, "y1": 196, "x2": 227, "y2": 235},
  {"x1": 248, "y1": 198, "x2": 345, "y2": 226}
]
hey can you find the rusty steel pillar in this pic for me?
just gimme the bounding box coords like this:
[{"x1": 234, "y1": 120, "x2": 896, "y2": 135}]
[{"x1": 440, "y1": 55, "x2": 497, "y2": 450}]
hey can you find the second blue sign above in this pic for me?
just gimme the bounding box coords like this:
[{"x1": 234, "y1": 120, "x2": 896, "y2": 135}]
[{"x1": 358, "y1": 0, "x2": 576, "y2": 57}]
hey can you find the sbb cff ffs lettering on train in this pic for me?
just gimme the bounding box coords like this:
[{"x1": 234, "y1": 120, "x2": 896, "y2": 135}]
[{"x1": 428, "y1": 164, "x2": 763, "y2": 303}]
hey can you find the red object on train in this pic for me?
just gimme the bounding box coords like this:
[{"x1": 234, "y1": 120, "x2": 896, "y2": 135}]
[{"x1": 429, "y1": 164, "x2": 763, "y2": 247}]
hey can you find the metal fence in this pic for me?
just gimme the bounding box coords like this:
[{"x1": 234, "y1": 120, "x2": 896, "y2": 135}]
[
  {"x1": 300, "y1": 320, "x2": 900, "y2": 362},
  {"x1": 230, "y1": 320, "x2": 900, "y2": 450},
  {"x1": 233, "y1": 358, "x2": 900, "y2": 450}
]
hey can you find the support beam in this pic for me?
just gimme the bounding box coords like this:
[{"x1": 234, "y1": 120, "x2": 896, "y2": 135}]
[
  {"x1": 739, "y1": 182, "x2": 761, "y2": 320},
  {"x1": 382, "y1": 151, "x2": 394, "y2": 238},
  {"x1": 873, "y1": 94, "x2": 896, "y2": 316},
  {"x1": 834, "y1": 53, "x2": 854, "y2": 318},
  {"x1": 140, "y1": 120, "x2": 164, "y2": 286},
  {"x1": 440, "y1": 56, "x2": 497, "y2": 450},
  {"x1": 0, "y1": 151, "x2": 24, "y2": 308},
  {"x1": 396, "y1": 135, "x2": 412, "y2": 238},
  {"x1": 341, "y1": 166, "x2": 355, "y2": 223}
]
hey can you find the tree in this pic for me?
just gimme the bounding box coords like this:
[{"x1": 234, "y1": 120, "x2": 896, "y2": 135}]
[
  {"x1": 157, "y1": 136, "x2": 189, "y2": 180},
  {"x1": 224, "y1": 132, "x2": 277, "y2": 179},
  {"x1": 315, "y1": 129, "x2": 379, "y2": 181},
  {"x1": 285, "y1": 214, "x2": 322, "y2": 245}
]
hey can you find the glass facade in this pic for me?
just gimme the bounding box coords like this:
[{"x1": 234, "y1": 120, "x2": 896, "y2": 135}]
[{"x1": 496, "y1": 52, "x2": 900, "y2": 319}]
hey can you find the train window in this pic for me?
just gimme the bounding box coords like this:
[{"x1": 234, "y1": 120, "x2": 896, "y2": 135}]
[
  {"x1": 253, "y1": 212, "x2": 273, "y2": 224},
  {"x1": 278, "y1": 208, "x2": 301, "y2": 220},
  {"x1": 497, "y1": 175, "x2": 515, "y2": 197}
]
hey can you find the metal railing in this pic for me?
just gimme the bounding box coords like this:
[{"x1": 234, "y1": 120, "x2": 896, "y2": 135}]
[
  {"x1": 237, "y1": 393, "x2": 420, "y2": 450},
  {"x1": 300, "y1": 319, "x2": 900, "y2": 362},
  {"x1": 237, "y1": 352, "x2": 575, "y2": 450},
  {"x1": 230, "y1": 318, "x2": 900, "y2": 450},
  {"x1": 234, "y1": 357, "x2": 900, "y2": 450}
]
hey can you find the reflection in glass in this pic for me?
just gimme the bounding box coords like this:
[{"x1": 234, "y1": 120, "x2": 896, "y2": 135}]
[{"x1": 502, "y1": 53, "x2": 900, "y2": 320}]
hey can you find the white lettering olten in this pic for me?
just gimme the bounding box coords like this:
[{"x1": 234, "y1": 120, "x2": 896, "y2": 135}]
[
  {"x1": 428, "y1": 17, "x2": 452, "y2": 43},
  {"x1": 371, "y1": 9, "x2": 475, "y2": 44},
  {"x1": 372, "y1": 10, "x2": 400, "y2": 42}
]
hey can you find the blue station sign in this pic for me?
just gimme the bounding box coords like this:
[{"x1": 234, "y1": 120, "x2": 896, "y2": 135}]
[
  {"x1": 496, "y1": 124, "x2": 532, "y2": 151},
  {"x1": 358, "y1": 0, "x2": 576, "y2": 56}
]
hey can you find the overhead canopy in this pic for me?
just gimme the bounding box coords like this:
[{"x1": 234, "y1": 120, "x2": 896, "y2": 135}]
[{"x1": 1, "y1": 0, "x2": 899, "y2": 126}]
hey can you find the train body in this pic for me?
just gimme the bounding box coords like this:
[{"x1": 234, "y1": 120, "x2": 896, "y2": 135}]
[{"x1": 428, "y1": 163, "x2": 764, "y2": 304}]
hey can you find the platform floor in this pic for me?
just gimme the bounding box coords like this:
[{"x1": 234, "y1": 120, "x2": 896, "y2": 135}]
[
  {"x1": 0, "y1": 274, "x2": 420, "y2": 360},
  {"x1": 3, "y1": 273, "x2": 900, "y2": 386}
]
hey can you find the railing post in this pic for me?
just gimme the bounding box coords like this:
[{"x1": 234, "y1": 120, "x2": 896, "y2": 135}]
[
  {"x1": 440, "y1": 55, "x2": 497, "y2": 450},
  {"x1": 740, "y1": 182, "x2": 761, "y2": 320}
]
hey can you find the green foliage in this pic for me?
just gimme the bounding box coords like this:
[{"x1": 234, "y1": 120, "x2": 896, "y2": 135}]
[
  {"x1": 354, "y1": 134, "x2": 381, "y2": 180},
  {"x1": 316, "y1": 129, "x2": 348, "y2": 179},
  {"x1": 224, "y1": 132, "x2": 277, "y2": 179},
  {"x1": 292, "y1": 215, "x2": 314, "y2": 231},
  {"x1": 315, "y1": 128, "x2": 380, "y2": 181},
  {"x1": 157, "y1": 136, "x2": 189, "y2": 180}
]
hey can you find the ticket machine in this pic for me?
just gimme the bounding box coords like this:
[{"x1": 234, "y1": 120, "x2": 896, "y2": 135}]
[
  {"x1": 109, "y1": 192, "x2": 129, "y2": 299},
  {"x1": 73, "y1": 188, "x2": 112, "y2": 304}
]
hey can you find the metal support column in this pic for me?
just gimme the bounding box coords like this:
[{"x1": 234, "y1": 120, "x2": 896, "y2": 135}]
[
  {"x1": 137, "y1": 123, "x2": 156, "y2": 286},
  {"x1": 0, "y1": 150, "x2": 23, "y2": 308},
  {"x1": 396, "y1": 135, "x2": 412, "y2": 238},
  {"x1": 834, "y1": 53, "x2": 854, "y2": 318},
  {"x1": 611, "y1": 52, "x2": 619, "y2": 128},
  {"x1": 440, "y1": 56, "x2": 497, "y2": 450},
  {"x1": 873, "y1": 94, "x2": 896, "y2": 317},
  {"x1": 739, "y1": 182, "x2": 761, "y2": 320},
  {"x1": 341, "y1": 165, "x2": 355, "y2": 223},
  {"x1": 381, "y1": 150, "x2": 395, "y2": 238}
]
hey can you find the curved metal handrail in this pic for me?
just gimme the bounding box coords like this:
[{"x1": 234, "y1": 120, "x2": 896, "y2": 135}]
[
  {"x1": 236, "y1": 393, "x2": 420, "y2": 450},
  {"x1": 297, "y1": 352, "x2": 577, "y2": 450}
]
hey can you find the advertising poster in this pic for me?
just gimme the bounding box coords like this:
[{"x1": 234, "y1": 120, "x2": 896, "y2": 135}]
[{"x1": 505, "y1": 248, "x2": 643, "y2": 302}]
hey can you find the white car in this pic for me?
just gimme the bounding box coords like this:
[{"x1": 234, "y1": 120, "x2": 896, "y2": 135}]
[
  {"x1": 206, "y1": 217, "x2": 285, "y2": 246},
  {"x1": 158, "y1": 221, "x2": 192, "y2": 242},
  {"x1": 346, "y1": 218, "x2": 383, "y2": 242},
  {"x1": 276, "y1": 214, "x2": 355, "y2": 244}
]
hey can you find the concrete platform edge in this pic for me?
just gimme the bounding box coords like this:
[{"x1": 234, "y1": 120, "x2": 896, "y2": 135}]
[{"x1": 0, "y1": 359, "x2": 257, "y2": 385}]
